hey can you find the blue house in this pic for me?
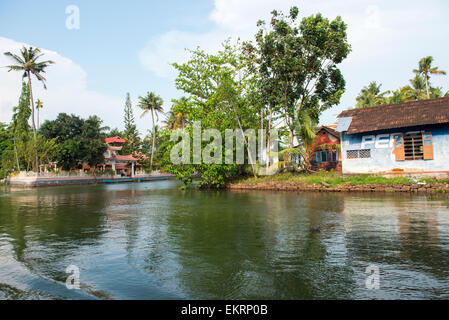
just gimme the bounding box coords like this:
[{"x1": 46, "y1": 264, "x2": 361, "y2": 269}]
[{"x1": 336, "y1": 97, "x2": 449, "y2": 176}]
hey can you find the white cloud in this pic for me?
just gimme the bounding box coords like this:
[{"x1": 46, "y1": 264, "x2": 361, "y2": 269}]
[
  {"x1": 138, "y1": 0, "x2": 298, "y2": 77},
  {"x1": 0, "y1": 37, "x2": 122, "y2": 130},
  {"x1": 364, "y1": 5, "x2": 381, "y2": 30},
  {"x1": 139, "y1": 30, "x2": 227, "y2": 79}
]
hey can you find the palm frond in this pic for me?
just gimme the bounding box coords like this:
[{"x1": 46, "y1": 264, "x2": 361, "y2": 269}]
[
  {"x1": 3, "y1": 51, "x2": 25, "y2": 64},
  {"x1": 140, "y1": 109, "x2": 149, "y2": 118}
]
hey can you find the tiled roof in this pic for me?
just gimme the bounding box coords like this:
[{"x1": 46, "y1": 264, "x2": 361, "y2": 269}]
[
  {"x1": 115, "y1": 154, "x2": 138, "y2": 161},
  {"x1": 105, "y1": 136, "x2": 126, "y2": 144},
  {"x1": 338, "y1": 97, "x2": 449, "y2": 134},
  {"x1": 133, "y1": 152, "x2": 148, "y2": 160},
  {"x1": 318, "y1": 126, "x2": 340, "y2": 138}
]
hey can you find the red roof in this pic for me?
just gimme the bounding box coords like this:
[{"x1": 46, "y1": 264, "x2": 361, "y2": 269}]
[
  {"x1": 115, "y1": 154, "x2": 138, "y2": 161},
  {"x1": 133, "y1": 152, "x2": 148, "y2": 160},
  {"x1": 105, "y1": 136, "x2": 126, "y2": 144},
  {"x1": 317, "y1": 126, "x2": 340, "y2": 138}
]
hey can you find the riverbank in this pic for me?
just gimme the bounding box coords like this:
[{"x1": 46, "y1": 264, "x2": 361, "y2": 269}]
[
  {"x1": 229, "y1": 172, "x2": 449, "y2": 193},
  {"x1": 3, "y1": 172, "x2": 175, "y2": 187}
]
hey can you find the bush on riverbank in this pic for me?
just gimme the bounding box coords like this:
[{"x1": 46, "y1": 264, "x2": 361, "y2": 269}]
[{"x1": 233, "y1": 171, "x2": 448, "y2": 187}]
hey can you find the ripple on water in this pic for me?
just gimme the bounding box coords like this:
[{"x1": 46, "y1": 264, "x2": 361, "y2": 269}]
[{"x1": 1, "y1": 184, "x2": 449, "y2": 299}]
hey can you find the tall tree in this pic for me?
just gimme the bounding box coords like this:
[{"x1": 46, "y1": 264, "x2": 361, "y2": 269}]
[
  {"x1": 138, "y1": 92, "x2": 164, "y2": 171},
  {"x1": 40, "y1": 113, "x2": 106, "y2": 170},
  {"x1": 80, "y1": 115, "x2": 108, "y2": 168},
  {"x1": 169, "y1": 42, "x2": 260, "y2": 187},
  {"x1": 122, "y1": 93, "x2": 140, "y2": 154},
  {"x1": 247, "y1": 7, "x2": 350, "y2": 148},
  {"x1": 413, "y1": 56, "x2": 446, "y2": 98},
  {"x1": 11, "y1": 82, "x2": 31, "y2": 140},
  {"x1": 11, "y1": 82, "x2": 31, "y2": 170},
  {"x1": 355, "y1": 82, "x2": 389, "y2": 108},
  {"x1": 4, "y1": 46, "x2": 54, "y2": 172}
]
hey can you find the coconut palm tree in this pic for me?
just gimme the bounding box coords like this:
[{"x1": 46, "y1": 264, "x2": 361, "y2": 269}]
[
  {"x1": 165, "y1": 96, "x2": 190, "y2": 129},
  {"x1": 403, "y1": 75, "x2": 428, "y2": 101},
  {"x1": 4, "y1": 46, "x2": 54, "y2": 173},
  {"x1": 294, "y1": 108, "x2": 317, "y2": 171},
  {"x1": 4, "y1": 47, "x2": 54, "y2": 137},
  {"x1": 36, "y1": 99, "x2": 43, "y2": 130},
  {"x1": 413, "y1": 56, "x2": 446, "y2": 98},
  {"x1": 355, "y1": 81, "x2": 389, "y2": 108},
  {"x1": 163, "y1": 110, "x2": 187, "y2": 130},
  {"x1": 138, "y1": 92, "x2": 164, "y2": 171},
  {"x1": 387, "y1": 88, "x2": 407, "y2": 104}
]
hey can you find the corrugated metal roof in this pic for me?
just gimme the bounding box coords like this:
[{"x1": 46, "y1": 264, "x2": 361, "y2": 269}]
[{"x1": 336, "y1": 117, "x2": 352, "y2": 132}]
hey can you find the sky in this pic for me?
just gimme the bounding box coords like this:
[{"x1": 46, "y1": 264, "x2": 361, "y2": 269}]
[{"x1": 1, "y1": 0, "x2": 448, "y2": 136}]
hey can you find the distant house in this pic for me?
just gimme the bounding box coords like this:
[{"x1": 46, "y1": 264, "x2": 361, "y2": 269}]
[
  {"x1": 336, "y1": 97, "x2": 449, "y2": 176},
  {"x1": 309, "y1": 125, "x2": 342, "y2": 171},
  {"x1": 102, "y1": 136, "x2": 141, "y2": 176}
]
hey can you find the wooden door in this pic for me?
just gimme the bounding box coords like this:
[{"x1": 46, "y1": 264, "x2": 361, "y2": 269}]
[{"x1": 393, "y1": 134, "x2": 405, "y2": 161}]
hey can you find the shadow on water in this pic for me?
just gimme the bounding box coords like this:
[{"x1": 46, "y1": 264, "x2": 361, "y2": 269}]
[{"x1": 1, "y1": 182, "x2": 449, "y2": 299}]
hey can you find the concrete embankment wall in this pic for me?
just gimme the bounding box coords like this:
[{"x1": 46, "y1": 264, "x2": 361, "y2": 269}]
[
  {"x1": 229, "y1": 181, "x2": 449, "y2": 193},
  {"x1": 4, "y1": 175, "x2": 174, "y2": 187},
  {"x1": 6, "y1": 176, "x2": 111, "y2": 187}
]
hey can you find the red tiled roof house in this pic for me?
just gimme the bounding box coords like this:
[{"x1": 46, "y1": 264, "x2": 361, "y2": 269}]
[
  {"x1": 309, "y1": 126, "x2": 342, "y2": 171},
  {"x1": 103, "y1": 136, "x2": 140, "y2": 176}
]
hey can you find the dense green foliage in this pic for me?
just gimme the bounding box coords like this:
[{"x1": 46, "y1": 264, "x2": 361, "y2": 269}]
[
  {"x1": 39, "y1": 113, "x2": 107, "y2": 170},
  {"x1": 162, "y1": 41, "x2": 263, "y2": 188},
  {"x1": 157, "y1": 6, "x2": 350, "y2": 188},
  {"x1": 0, "y1": 123, "x2": 14, "y2": 179}
]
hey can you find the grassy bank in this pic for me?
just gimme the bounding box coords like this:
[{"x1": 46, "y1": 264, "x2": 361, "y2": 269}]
[{"x1": 233, "y1": 171, "x2": 448, "y2": 187}]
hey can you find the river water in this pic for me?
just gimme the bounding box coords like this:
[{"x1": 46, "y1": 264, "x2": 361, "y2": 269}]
[{"x1": 1, "y1": 180, "x2": 449, "y2": 300}]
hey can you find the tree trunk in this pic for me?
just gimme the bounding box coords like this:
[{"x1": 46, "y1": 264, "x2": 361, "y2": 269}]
[
  {"x1": 266, "y1": 106, "x2": 272, "y2": 173},
  {"x1": 27, "y1": 72, "x2": 39, "y2": 175},
  {"x1": 425, "y1": 73, "x2": 430, "y2": 99},
  {"x1": 260, "y1": 107, "x2": 264, "y2": 168},
  {"x1": 303, "y1": 141, "x2": 311, "y2": 172},
  {"x1": 150, "y1": 108, "x2": 155, "y2": 172},
  {"x1": 231, "y1": 101, "x2": 257, "y2": 178},
  {"x1": 13, "y1": 136, "x2": 20, "y2": 172},
  {"x1": 27, "y1": 72, "x2": 37, "y2": 136},
  {"x1": 290, "y1": 129, "x2": 294, "y2": 148}
]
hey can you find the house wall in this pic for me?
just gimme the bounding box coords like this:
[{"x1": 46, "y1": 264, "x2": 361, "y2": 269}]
[
  {"x1": 309, "y1": 129, "x2": 342, "y2": 171},
  {"x1": 341, "y1": 124, "x2": 449, "y2": 174}
]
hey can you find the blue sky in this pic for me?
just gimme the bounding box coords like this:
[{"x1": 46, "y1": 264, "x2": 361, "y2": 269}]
[
  {"x1": 1, "y1": 0, "x2": 449, "y2": 135},
  {"x1": 0, "y1": 0, "x2": 215, "y2": 109}
]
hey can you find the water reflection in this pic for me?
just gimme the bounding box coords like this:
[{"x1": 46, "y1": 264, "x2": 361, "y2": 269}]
[{"x1": 1, "y1": 183, "x2": 449, "y2": 299}]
